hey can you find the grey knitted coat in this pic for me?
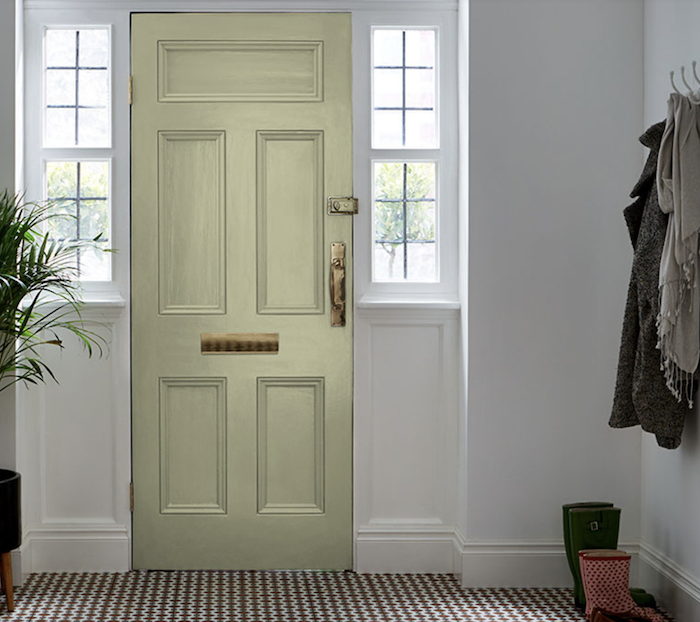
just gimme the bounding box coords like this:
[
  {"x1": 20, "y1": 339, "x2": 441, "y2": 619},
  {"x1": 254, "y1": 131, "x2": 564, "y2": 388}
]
[{"x1": 609, "y1": 122, "x2": 692, "y2": 449}]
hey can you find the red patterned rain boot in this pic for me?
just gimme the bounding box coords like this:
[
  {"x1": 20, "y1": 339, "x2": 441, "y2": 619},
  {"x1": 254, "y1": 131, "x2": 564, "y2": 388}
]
[
  {"x1": 578, "y1": 549, "x2": 626, "y2": 620},
  {"x1": 579, "y1": 551, "x2": 663, "y2": 622}
]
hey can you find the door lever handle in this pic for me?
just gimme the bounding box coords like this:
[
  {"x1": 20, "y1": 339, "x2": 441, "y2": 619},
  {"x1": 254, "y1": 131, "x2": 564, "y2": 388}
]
[{"x1": 330, "y1": 242, "x2": 346, "y2": 327}]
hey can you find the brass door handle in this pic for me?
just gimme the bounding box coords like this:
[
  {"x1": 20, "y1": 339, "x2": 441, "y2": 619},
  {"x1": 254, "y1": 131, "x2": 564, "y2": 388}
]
[{"x1": 330, "y1": 242, "x2": 346, "y2": 327}]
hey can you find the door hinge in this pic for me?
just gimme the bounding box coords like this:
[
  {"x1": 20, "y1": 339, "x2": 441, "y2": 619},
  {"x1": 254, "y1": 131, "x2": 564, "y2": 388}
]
[
  {"x1": 327, "y1": 197, "x2": 358, "y2": 215},
  {"x1": 128, "y1": 76, "x2": 133, "y2": 106},
  {"x1": 130, "y1": 482, "x2": 134, "y2": 513}
]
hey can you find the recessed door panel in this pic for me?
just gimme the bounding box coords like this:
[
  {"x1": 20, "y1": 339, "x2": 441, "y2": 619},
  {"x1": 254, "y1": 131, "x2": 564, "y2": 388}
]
[
  {"x1": 158, "y1": 40, "x2": 324, "y2": 102},
  {"x1": 158, "y1": 130, "x2": 226, "y2": 315},
  {"x1": 257, "y1": 378, "x2": 325, "y2": 514},
  {"x1": 159, "y1": 378, "x2": 227, "y2": 514},
  {"x1": 256, "y1": 131, "x2": 324, "y2": 314}
]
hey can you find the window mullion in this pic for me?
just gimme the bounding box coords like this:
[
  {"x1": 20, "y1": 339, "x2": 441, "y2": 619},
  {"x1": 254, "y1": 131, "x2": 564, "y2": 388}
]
[
  {"x1": 75, "y1": 161, "x2": 82, "y2": 273},
  {"x1": 74, "y1": 30, "x2": 80, "y2": 146},
  {"x1": 401, "y1": 30, "x2": 407, "y2": 147},
  {"x1": 402, "y1": 162, "x2": 408, "y2": 279}
]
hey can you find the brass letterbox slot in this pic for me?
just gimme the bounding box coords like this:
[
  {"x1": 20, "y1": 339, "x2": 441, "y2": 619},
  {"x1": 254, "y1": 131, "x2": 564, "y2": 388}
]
[{"x1": 201, "y1": 333, "x2": 279, "y2": 354}]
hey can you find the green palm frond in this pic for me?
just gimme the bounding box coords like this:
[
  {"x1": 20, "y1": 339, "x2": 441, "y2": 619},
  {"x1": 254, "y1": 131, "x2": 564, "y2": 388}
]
[{"x1": 0, "y1": 189, "x2": 108, "y2": 392}]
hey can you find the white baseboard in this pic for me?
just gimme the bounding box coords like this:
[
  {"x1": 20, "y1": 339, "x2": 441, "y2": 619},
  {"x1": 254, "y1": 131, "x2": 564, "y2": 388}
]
[
  {"x1": 453, "y1": 529, "x2": 641, "y2": 589},
  {"x1": 356, "y1": 524, "x2": 607, "y2": 586},
  {"x1": 19, "y1": 517, "x2": 697, "y2": 619},
  {"x1": 355, "y1": 524, "x2": 457, "y2": 573},
  {"x1": 639, "y1": 542, "x2": 700, "y2": 621},
  {"x1": 10, "y1": 549, "x2": 22, "y2": 586},
  {"x1": 21, "y1": 522, "x2": 130, "y2": 574},
  {"x1": 454, "y1": 530, "x2": 569, "y2": 587}
]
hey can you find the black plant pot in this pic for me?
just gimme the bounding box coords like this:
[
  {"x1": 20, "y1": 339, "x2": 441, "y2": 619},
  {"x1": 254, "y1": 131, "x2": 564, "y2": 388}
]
[{"x1": 0, "y1": 469, "x2": 21, "y2": 553}]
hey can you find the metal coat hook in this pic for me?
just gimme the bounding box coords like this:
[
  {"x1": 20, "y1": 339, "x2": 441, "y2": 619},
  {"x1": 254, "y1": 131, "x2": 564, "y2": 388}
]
[
  {"x1": 670, "y1": 63, "x2": 700, "y2": 103},
  {"x1": 681, "y1": 66, "x2": 694, "y2": 91},
  {"x1": 670, "y1": 70, "x2": 682, "y2": 95}
]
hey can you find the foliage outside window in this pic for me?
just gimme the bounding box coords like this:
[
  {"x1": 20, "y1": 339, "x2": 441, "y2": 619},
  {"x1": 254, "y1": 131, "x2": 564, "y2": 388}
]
[
  {"x1": 43, "y1": 27, "x2": 112, "y2": 281},
  {"x1": 372, "y1": 28, "x2": 439, "y2": 283},
  {"x1": 45, "y1": 161, "x2": 110, "y2": 281},
  {"x1": 374, "y1": 162, "x2": 436, "y2": 282}
]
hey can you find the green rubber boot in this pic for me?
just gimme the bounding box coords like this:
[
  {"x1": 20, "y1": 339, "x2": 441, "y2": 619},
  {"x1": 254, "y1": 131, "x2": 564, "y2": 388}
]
[
  {"x1": 568, "y1": 506, "x2": 621, "y2": 607},
  {"x1": 563, "y1": 503, "x2": 656, "y2": 609},
  {"x1": 562, "y1": 502, "x2": 614, "y2": 587},
  {"x1": 630, "y1": 589, "x2": 656, "y2": 608}
]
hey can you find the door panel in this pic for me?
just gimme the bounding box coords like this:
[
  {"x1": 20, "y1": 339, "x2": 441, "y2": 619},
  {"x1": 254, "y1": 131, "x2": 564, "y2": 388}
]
[
  {"x1": 256, "y1": 131, "x2": 324, "y2": 314},
  {"x1": 131, "y1": 13, "x2": 353, "y2": 570},
  {"x1": 257, "y1": 377, "x2": 325, "y2": 514},
  {"x1": 158, "y1": 40, "x2": 324, "y2": 103},
  {"x1": 159, "y1": 377, "x2": 227, "y2": 515},
  {"x1": 158, "y1": 130, "x2": 227, "y2": 315}
]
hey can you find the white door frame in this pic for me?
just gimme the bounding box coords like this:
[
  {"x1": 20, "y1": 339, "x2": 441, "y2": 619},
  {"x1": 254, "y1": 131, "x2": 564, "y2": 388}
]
[{"x1": 17, "y1": 0, "x2": 460, "y2": 576}]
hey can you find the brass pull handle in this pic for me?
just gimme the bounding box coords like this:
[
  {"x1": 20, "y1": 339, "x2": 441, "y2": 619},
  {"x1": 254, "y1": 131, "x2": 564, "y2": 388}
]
[{"x1": 330, "y1": 242, "x2": 346, "y2": 327}]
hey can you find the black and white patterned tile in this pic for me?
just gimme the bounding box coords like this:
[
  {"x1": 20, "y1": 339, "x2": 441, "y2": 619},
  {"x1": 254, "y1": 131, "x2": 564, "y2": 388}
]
[{"x1": 0, "y1": 571, "x2": 675, "y2": 622}]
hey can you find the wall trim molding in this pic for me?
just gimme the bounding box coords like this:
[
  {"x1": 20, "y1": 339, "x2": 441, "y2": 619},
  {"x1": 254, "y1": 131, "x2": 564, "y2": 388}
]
[
  {"x1": 640, "y1": 541, "x2": 700, "y2": 604},
  {"x1": 356, "y1": 524, "x2": 634, "y2": 585},
  {"x1": 25, "y1": 522, "x2": 129, "y2": 538},
  {"x1": 355, "y1": 523, "x2": 458, "y2": 574},
  {"x1": 453, "y1": 528, "x2": 642, "y2": 588},
  {"x1": 21, "y1": 522, "x2": 130, "y2": 574},
  {"x1": 24, "y1": 0, "x2": 458, "y2": 11},
  {"x1": 358, "y1": 522, "x2": 456, "y2": 541},
  {"x1": 456, "y1": 538, "x2": 641, "y2": 558}
]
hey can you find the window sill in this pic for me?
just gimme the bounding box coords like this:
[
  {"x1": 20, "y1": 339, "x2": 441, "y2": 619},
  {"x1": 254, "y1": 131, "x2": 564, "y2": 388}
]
[
  {"x1": 28, "y1": 291, "x2": 127, "y2": 322},
  {"x1": 78, "y1": 291, "x2": 126, "y2": 322},
  {"x1": 356, "y1": 296, "x2": 461, "y2": 312}
]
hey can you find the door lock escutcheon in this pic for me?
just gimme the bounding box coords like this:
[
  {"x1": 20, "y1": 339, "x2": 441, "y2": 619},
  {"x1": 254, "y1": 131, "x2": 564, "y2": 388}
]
[{"x1": 327, "y1": 197, "x2": 358, "y2": 215}]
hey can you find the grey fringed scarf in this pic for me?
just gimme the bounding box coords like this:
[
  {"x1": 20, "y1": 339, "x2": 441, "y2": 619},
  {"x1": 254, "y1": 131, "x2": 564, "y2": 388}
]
[{"x1": 657, "y1": 93, "x2": 700, "y2": 407}]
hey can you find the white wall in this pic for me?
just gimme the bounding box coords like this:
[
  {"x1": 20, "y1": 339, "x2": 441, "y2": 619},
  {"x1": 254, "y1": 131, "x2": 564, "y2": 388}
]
[
  {"x1": 0, "y1": 0, "x2": 17, "y2": 472},
  {"x1": 5, "y1": 0, "x2": 653, "y2": 590},
  {"x1": 0, "y1": 0, "x2": 21, "y2": 585},
  {"x1": 640, "y1": 3, "x2": 700, "y2": 620},
  {"x1": 459, "y1": 0, "x2": 645, "y2": 586},
  {"x1": 0, "y1": 0, "x2": 16, "y2": 195}
]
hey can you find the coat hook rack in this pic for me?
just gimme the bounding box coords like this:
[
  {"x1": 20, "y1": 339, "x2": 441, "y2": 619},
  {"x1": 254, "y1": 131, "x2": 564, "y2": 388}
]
[{"x1": 670, "y1": 61, "x2": 700, "y2": 103}]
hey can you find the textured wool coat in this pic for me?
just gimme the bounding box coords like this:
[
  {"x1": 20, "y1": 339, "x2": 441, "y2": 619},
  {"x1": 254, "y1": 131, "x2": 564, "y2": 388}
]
[{"x1": 609, "y1": 122, "x2": 692, "y2": 449}]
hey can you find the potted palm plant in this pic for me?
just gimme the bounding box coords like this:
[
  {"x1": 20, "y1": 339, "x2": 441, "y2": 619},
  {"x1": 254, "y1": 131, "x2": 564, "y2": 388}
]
[{"x1": 0, "y1": 189, "x2": 107, "y2": 612}]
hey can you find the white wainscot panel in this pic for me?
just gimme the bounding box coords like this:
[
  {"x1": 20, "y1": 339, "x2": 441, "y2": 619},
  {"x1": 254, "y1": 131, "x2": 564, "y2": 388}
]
[
  {"x1": 370, "y1": 323, "x2": 444, "y2": 519},
  {"x1": 19, "y1": 309, "x2": 131, "y2": 573},
  {"x1": 354, "y1": 309, "x2": 460, "y2": 573},
  {"x1": 42, "y1": 331, "x2": 117, "y2": 521}
]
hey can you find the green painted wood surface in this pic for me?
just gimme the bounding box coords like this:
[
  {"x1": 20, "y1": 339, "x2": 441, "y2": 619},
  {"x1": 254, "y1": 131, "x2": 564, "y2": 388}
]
[{"x1": 131, "y1": 12, "x2": 353, "y2": 570}]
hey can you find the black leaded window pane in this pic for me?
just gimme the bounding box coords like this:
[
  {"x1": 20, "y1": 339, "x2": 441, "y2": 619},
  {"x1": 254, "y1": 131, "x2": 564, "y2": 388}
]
[
  {"x1": 373, "y1": 162, "x2": 436, "y2": 282},
  {"x1": 372, "y1": 29, "x2": 437, "y2": 148},
  {"x1": 46, "y1": 161, "x2": 110, "y2": 281},
  {"x1": 44, "y1": 28, "x2": 110, "y2": 148}
]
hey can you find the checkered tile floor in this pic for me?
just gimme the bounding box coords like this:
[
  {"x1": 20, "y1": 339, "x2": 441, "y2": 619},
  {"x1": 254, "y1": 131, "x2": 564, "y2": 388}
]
[{"x1": 0, "y1": 572, "x2": 674, "y2": 621}]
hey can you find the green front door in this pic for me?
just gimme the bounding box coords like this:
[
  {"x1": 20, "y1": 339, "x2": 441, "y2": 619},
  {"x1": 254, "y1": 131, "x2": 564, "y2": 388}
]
[{"x1": 131, "y1": 12, "x2": 353, "y2": 569}]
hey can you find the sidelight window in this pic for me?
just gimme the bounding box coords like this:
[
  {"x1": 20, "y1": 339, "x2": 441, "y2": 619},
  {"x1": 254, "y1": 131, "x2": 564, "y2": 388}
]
[
  {"x1": 371, "y1": 28, "x2": 439, "y2": 283},
  {"x1": 41, "y1": 26, "x2": 112, "y2": 281}
]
